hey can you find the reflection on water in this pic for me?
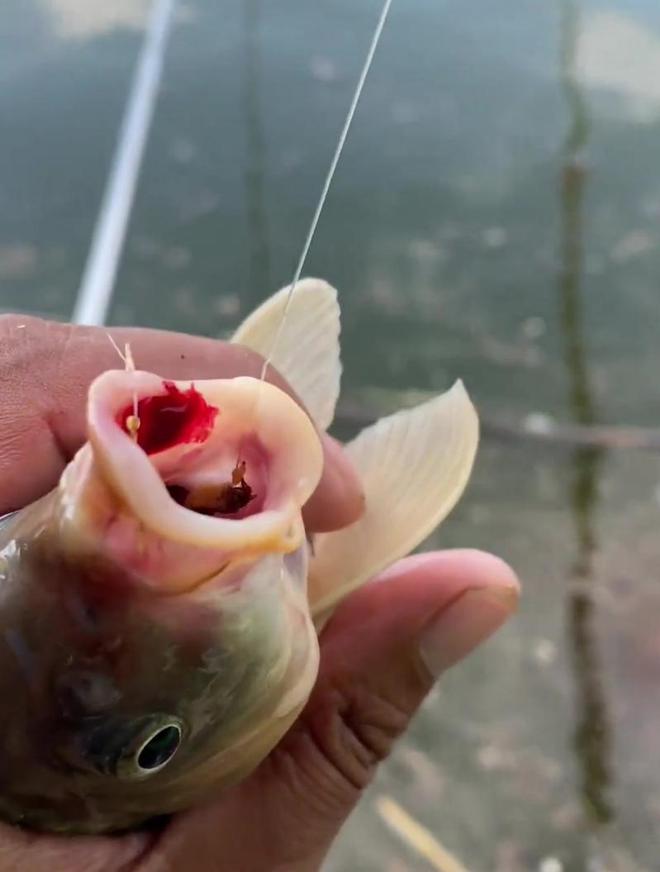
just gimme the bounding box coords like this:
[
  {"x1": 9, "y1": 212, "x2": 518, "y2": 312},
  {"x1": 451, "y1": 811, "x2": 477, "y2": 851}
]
[
  {"x1": 577, "y1": 9, "x2": 660, "y2": 123},
  {"x1": 44, "y1": 0, "x2": 148, "y2": 40},
  {"x1": 559, "y1": 0, "x2": 613, "y2": 828}
]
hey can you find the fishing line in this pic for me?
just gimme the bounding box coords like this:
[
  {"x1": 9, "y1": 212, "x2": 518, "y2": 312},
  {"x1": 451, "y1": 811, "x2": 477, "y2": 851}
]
[{"x1": 259, "y1": 0, "x2": 394, "y2": 381}]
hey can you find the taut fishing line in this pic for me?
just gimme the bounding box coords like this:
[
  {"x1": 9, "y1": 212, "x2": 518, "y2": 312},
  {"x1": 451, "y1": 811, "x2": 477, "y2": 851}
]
[
  {"x1": 79, "y1": 0, "x2": 394, "y2": 451},
  {"x1": 259, "y1": 0, "x2": 394, "y2": 382}
]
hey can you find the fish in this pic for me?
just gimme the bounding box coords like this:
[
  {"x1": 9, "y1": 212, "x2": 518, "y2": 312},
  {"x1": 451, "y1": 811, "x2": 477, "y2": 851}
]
[{"x1": 0, "y1": 278, "x2": 478, "y2": 834}]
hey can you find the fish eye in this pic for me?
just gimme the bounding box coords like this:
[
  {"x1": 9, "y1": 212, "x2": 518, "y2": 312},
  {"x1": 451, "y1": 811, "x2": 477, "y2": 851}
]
[
  {"x1": 113, "y1": 716, "x2": 184, "y2": 779},
  {"x1": 135, "y1": 723, "x2": 182, "y2": 773},
  {"x1": 78, "y1": 714, "x2": 185, "y2": 780}
]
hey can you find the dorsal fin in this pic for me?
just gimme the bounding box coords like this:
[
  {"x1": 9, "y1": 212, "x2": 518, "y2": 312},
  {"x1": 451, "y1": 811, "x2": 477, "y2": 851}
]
[{"x1": 232, "y1": 279, "x2": 341, "y2": 431}]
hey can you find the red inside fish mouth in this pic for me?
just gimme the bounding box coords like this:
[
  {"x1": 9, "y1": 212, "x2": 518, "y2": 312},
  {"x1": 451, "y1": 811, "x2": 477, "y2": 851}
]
[
  {"x1": 116, "y1": 382, "x2": 218, "y2": 455},
  {"x1": 116, "y1": 381, "x2": 264, "y2": 520}
]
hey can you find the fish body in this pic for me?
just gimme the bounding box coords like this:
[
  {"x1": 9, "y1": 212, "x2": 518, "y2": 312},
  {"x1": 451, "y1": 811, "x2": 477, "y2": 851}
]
[{"x1": 0, "y1": 280, "x2": 478, "y2": 833}]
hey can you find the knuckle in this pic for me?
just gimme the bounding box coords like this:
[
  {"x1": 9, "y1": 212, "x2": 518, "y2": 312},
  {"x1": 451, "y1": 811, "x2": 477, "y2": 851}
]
[
  {"x1": 296, "y1": 682, "x2": 412, "y2": 794},
  {"x1": 337, "y1": 687, "x2": 411, "y2": 778}
]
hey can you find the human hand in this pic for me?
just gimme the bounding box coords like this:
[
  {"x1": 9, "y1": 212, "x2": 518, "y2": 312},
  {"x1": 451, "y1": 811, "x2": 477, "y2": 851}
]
[{"x1": 0, "y1": 315, "x2": 519, "y2": 872}]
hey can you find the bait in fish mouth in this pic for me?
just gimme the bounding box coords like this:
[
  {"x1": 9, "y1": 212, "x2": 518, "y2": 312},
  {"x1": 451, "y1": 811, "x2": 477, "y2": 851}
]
[
  {"x1": 0, "y1": 279, "x2": 479, "y2": 834},
  {"x1": 167, "y1": 461, "x2": 257, "y2": 517}
]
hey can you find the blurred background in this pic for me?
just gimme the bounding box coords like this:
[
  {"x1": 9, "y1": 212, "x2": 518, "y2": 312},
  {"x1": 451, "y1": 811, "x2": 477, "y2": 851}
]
[{"x1": 2, "y1": 0, "x2": 660, "y2": 869}]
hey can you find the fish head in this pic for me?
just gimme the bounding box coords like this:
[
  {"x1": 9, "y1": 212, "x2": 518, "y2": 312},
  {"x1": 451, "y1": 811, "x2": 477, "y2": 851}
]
[{"x1": 0, "y1": 369, "x2": 323, "y2": 832}]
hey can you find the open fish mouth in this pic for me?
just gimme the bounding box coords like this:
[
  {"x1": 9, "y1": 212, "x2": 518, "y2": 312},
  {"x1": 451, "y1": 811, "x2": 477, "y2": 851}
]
[{"x1": 57, "y1": 370, "x2": 324, "y2": 593}]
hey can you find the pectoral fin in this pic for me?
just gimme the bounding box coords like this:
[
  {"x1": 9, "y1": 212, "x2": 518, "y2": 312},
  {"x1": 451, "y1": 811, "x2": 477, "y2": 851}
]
[
  {"x1": 232, "y1": 279, "x2": 341, "y2": 431},
  {"x1": 308, "y1": 381, "x2": 479, "y2": 623}
]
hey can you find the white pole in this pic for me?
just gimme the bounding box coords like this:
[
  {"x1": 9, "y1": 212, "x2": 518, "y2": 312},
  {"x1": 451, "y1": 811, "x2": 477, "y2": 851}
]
[{"x1": 72, "y1": 0, "x2": 177, "y2": 326}]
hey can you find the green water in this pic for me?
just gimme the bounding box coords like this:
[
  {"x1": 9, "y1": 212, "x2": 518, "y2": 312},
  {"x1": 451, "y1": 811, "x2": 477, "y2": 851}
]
[{"x1": 2, "y1": 1, "x2": 660, "y2": 869}]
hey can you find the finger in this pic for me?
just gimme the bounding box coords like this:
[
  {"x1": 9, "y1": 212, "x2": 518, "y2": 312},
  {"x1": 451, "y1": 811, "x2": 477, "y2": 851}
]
[
  {"x1": 294, "y1": 549, "x2": 519, "y2": 795},
  {"x1": 149, "y1": 550, "x2": 519, "y2": 872},
  {"x1": 303, "y1": 435, "x2": 366, "y2": 533},
  {"x1": 0, "y1": 820, "x2": 149, "y2": 872},
  {"x1": 0, "y1": 316, "x2": 364, "y2": 531}
]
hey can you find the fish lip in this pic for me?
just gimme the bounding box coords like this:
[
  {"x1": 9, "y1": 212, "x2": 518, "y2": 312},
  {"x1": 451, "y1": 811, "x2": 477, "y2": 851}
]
[
  {"x1": 57, "y1": 443, "x2": 306, "y2": 595},
  {"x1": 71, "y1": 371, "x2": 324, "y2": 556}
]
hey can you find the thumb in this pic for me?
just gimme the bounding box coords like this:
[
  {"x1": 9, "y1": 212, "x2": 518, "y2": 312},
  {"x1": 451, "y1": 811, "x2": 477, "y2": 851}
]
[
  {"x1": 152, "y1": 550, "x2": 519, "y2": 872},
  {"x1": 293, "y1": 549, "x2": 520, "y2": 810}
]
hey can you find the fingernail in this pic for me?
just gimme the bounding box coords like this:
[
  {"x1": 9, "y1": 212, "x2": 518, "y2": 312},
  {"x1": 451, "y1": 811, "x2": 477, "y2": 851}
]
[{"x1": 419, "y1": 585, "x2": 518, "y2": 678}]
